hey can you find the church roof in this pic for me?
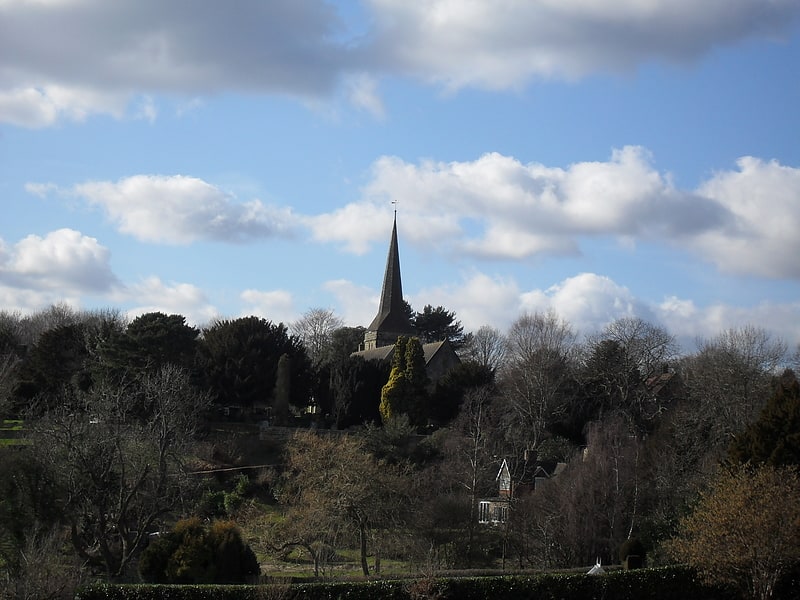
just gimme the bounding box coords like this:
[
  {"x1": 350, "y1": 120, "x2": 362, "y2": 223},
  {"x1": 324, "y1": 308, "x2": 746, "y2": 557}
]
[
  {"x1": 352, "y1": 340, "x2": 452, "y2": 365},
  {"x1": 367, "y1": 216, "x2": 414, "y2": 335}
]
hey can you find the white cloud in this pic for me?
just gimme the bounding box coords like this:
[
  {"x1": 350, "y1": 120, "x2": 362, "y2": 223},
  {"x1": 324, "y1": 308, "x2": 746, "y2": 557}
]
[
  {"x1": 239, "y1": 289, "x2": 296, "y2": 325},
  {"x1": 408, "y1": 270, "x2": 800, "y2": 350},
  {"x1": 0, "y1": 228, "x2": 117, "y2": 293},
  {"x1": 67, "y1": 175, "x2": 298, "y2": 244},
  {"x1": 692, "y1": 157, "x2": 800, "y2": 279},
  {"x1": 121, "y1": 276, "x2": 218, "y2": 326},
  {"x1": 1, "y1": 0, "x2": 796, "y2": 125},
  {"x1": 320, "y1": 148, "x2": 800, "y2": 282},
  {"x1": 323, "y1": 279, "x2": 378, "y2": 328}
]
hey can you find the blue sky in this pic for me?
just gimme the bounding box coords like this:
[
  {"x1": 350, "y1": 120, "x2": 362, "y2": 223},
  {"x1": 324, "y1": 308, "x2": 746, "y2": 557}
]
[{"x1": 1, "y1": 0, "x2": 799, "y2": 353}]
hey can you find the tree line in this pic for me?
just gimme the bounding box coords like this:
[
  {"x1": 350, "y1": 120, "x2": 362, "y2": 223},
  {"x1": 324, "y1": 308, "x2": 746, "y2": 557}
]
[{"x1": 1, "y1": 302, "x2": 799, "y2": 599}]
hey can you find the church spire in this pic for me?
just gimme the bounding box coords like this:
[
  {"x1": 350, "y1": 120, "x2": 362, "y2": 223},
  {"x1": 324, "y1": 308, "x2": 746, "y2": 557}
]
[{"x1": 363, "y1": 213, "x2": 414, "y2": 350}]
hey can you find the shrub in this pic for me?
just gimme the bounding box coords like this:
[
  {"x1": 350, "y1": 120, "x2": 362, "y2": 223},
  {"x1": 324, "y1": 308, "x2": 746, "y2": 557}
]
[
  {"x1": 619, "y1": 537, "x2": 646, "y2": 569},
  {"x1": 138, "y1": 518, "x2": 259, "y2": 584}
]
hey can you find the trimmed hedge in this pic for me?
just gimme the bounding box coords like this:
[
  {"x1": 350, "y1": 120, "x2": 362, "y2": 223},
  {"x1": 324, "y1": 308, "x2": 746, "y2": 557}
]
[{"x1": 75, "y1": 566, "x2": 738, "y2": 600}]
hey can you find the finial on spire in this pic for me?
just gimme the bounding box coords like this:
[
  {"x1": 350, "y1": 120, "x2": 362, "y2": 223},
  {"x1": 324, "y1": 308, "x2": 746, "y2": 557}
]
[{"x1": 391, "y1": 199, "x2": 398, "y2": 220}]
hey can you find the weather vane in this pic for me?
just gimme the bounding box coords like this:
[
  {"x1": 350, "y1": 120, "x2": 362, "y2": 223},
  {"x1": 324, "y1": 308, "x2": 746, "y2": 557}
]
[{"x1": 391, "y1": 199, "x2": 398, "y2": 218}]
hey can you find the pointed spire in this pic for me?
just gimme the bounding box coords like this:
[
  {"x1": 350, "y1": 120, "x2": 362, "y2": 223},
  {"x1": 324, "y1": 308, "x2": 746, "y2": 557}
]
[{"x1": 364, "y1": 213, "x2": 414, "y2": 349}]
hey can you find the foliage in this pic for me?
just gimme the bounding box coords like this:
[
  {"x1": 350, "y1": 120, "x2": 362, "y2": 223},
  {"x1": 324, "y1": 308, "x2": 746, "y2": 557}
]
[
  {"x1": 428, "y1": 361, "x2": 495, "y2": 426},
  {"x1": 728, "y1": 370, "x2": 800, "y2": 467},
  {"x1": 97, "y1": 312, "x2": 198, "y2": 383},
  {"x1": 139, "y1": 518, "x2": 259, "y2": 584},
  {"x1": 329, "y1": 355, "x2": 389, "y2": 429},
  {"x1": 75, "y1": 566, "x2": 742, "y2": 600},
  {"x1": 198, "y1": 317, "x2": 311, "y2": 411},
  {"x1": 380, "y1": 337, "x2": 429, "y2": 427},
  {"x1": 666, "y1": 464, "x2": 800, "y2": 600},
  {"x1": 14, "y1": 322, "x2": 91, "y2": 407},
  {"x1": 412, "y1": 305, "x2": 466, "y2": 349}
]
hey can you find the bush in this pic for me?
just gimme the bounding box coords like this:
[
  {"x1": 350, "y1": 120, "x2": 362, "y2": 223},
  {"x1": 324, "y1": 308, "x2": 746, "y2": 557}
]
[
  {"x1": 138, "y1": 518, "x2": 259, "y2": 584},
  {"x1": 79, "y1": 566, "x2": 744, "y2": 600},
  {"x1": 619, "y1": 537, "x2": 646, "y2": 569}
]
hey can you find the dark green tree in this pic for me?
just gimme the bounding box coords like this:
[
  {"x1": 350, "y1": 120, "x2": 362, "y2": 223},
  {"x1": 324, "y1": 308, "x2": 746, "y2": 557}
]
[
  {"x1": 413, "y1": 304, "x2": 467, "y2": 348},
  {"x1": 329, "y1": 355, "x2": 390, "y2": 429},
  {"x1": 273, "y1": 353, "x2": 291, "y2": 425},
  {"x1": 14, "y1": 323, "x2": 91, "y2": 410},
  {"x1": 139, "y1": 517, "x2": 259, "y2": 584},
  {"x1": 729, "y1": 370, "x2": 800, "y2": 467},
  {"x1": 96, "y1": 312, "x2": 198, "y2": 384},
  {"x1": 198, "y1": 316, "x2": 311, "y2": 413},
  {"x1": 429, "y1": 361, "x2": 495, "y2": 426}
]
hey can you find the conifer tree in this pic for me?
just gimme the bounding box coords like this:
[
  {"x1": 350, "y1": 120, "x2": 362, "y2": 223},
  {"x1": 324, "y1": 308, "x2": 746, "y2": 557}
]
[
  {"x1": 729, "y1": 370, "x2": 800, "y2": 467},
  {"x1": 379, "y1": 336, "x2": 428, "y2": 426},
  {"x1": 273, "y1": 353, "x2": 291, "y2": 425}
]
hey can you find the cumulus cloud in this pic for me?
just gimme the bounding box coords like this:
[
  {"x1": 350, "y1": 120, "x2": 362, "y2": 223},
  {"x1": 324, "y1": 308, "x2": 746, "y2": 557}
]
[
  {"x1": 323, "y1": 279, "x2": 378, "y2": 327},
  {"x1": 692, "y1": 157, "x2": 800, "y2": 279},
  {"x1": 65, "y1": 175, "x2": 298, "y2": 244},
  {"x1": 239, "y1": 289, "x2": 296, "y2": 325},
  {"x1": 121, "y1": 276, "x2": 218, "y2": 326},
  {"x1": 1, "y1": 0, "x2": 797, "y2": 125},
  {"x1": 0, "y1": 228, "x2": 118, "y2": 293},
  {"x1": 381, "y1": 269, "x2": 800, "y2": 350},
  {"x1": 321, "y1": 148, "x2": 799, "y2": 281}
]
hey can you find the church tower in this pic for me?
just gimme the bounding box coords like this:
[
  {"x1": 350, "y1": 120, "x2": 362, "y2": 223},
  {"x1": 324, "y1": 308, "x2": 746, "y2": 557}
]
[{"x1": 362, "y1": 214, "x2": 414, "y2": 351}]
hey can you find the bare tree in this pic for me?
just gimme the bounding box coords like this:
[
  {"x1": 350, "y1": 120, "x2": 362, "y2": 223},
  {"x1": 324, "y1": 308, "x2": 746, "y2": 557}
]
[
  {"x1": 31, "y1": 365, "x2": 208, "y2": 579},
  {"x1": 499, "y1": 312, "x2": 578, "y2": 453},
  {"x1": 465, "y1": 325, "x2": 507, "y2": 373},
  {"x1": 291, "y1": 308, "x2": 344, "y2": 366},
  {"x1": 580, "y1": 317, "x2": 679, "y2": 430},
  {"x1": 684, "y1": 325, "x2": 787, "y2": 450},
  {"x1": 274, "y1": 431, "x2": 410, "y2": 577}
]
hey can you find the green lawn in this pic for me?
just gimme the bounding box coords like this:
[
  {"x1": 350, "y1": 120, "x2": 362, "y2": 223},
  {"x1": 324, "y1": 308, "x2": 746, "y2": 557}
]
[{"x1": 0, "y1": 419, "x2": 28, "y2": 445}]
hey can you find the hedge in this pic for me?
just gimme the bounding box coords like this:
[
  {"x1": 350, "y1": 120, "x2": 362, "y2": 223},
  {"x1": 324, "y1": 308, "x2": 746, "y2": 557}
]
[{"x1": 74, "y1": 566, "x2": 739, "y2": 600}]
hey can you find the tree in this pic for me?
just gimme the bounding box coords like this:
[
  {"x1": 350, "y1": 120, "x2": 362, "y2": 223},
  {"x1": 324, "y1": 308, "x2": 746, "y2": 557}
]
[
  {"x1": 667, "y1": 465, "x2": 800, "y2": 600},
  {"x1": 14, "y1": 323, "x2": 92, "y2": 409},
  {"x1": 31, "y1": 365, "x2": 208, "y2": 578},
  {"x1": 139, "y1": 518, "x2": 259, "y2": 584},
  {"x1": 465, "y1": 325, "x2": 507, "y2": 373},
  {"x1": 290, "y1": 308, "x2": 344, "y2": 367},
  {"x1": 380, "y1": 336, "x2": 429, "y2": 427},
  {"x1": 729, "y1": 370, "x2": 800, "y2": 467},
  {"x1": 329, "y1": 355, "x2": 389, "y2": 429},
  {"x1": 198, "y1": 316, "x2": 311, "y2": 412},
  {"x1": 274, "y1": 432, "x2": 409, "y2": 577},
  {"x1": 413, "y1": 305, "x2": 467, "y2": 348},
  {"x1": 498, "y1": 311, "x2": 577, "y2": 453},
  {"x1": 97, "y1": 312, "x2": 198, "y2": 382},
  {"x1": 522, "y1": 416, "x2": 640, "y2": 568},
  {"x1": 675, "y1": 326, "x2": 788, "y2": 477}
]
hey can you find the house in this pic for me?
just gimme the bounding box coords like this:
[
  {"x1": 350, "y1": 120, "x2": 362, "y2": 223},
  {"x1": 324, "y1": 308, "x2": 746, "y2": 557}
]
[{"x1": 478, "y1": 457, "x2": 566, "y2": 525}]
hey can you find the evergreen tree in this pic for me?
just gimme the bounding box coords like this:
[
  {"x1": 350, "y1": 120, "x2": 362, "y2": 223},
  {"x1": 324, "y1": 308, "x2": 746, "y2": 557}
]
[
  {"x1": 379, "y1": 336, "x2": 429, "y2": 427},
  {"x1": 413, "y1": 304, "x2": 466, "y2": 348},
  {"x1": 273, "y1": 353, "x2": 291, "y2": 425},
  {"x1": 729, "y1": 370, "x2": 800, "y2": 467}
]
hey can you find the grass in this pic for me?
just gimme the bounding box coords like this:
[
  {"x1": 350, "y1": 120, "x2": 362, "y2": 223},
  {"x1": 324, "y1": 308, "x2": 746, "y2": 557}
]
[{"x1": 0, "y1": 419, "x2": 28, "y2": 445}]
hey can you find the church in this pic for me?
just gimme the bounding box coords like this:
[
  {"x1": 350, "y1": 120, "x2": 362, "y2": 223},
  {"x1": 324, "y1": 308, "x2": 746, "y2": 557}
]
[{"x1": 351, "y1": 214, "x2": 460, "y2": 384}]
